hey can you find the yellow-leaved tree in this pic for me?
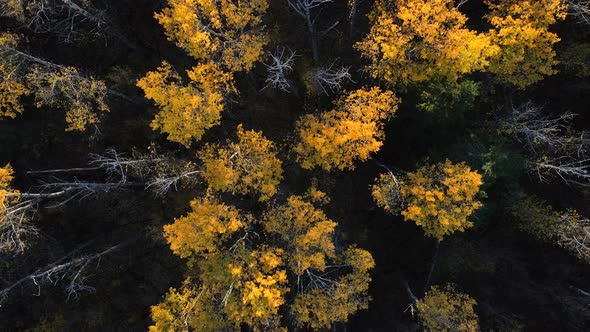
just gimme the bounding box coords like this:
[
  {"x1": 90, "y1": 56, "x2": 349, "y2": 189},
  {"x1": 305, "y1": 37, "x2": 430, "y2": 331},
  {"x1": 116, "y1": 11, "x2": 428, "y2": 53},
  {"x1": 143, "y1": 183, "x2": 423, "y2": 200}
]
[
  {"x1": 356, "y1": 0, "x2": 498, "y2": 85},
  {"x1": 416, "y1": 285, "x2": 479, "y2": 332},
  {"x1": 372, "y1": 160, "x2": 483, "y2": 240},
  {"x1": 485, "y1": 0, "x2": 568, "y2": 88},
  {"x1": 137, "y1": 61, "x2": 236, "y2": 147},
  {"x1": 0, "y1": 62, "x2": 29, "y2": 119},
  {"x1": 0, "y1": 164, "x2": 19, "y2": 212},
  {"x1": 26, "y1": 65, "x2": 109, "y2": 131},
  {"x1": 151, "y1": 188, "x2": 375, "y2": 331},
  {"x1": 200, "y1": 125, "x2": 283, "y2": 201},
  {"x1": 0, "y1": 33, "x2": 109, "y2": 131},
  {"x1": 263, "y1": 188, "x2": 336, "y2": 275},
  {"x1": 155, "y1": 0, "x2": 269, "y2": 72},
  {"x1": 294, "y1": 87, "x2": 399, "y2": 171}
]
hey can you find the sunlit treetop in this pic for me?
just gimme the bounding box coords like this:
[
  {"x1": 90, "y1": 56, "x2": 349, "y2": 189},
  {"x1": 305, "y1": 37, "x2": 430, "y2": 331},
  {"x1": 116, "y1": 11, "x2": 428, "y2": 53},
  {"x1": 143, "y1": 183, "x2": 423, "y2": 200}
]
[
  {"x1": 163, "y1": 196, "x2": 250, "y2": 259},
  {"x1": 263, "y1": 188, "x2": 336, "y2": 275},
  {"x1": 0, "y1": 164, "x2": 19, "y2": 211},
  {"x1": 155, "y1": 0, "x2": 269, "y2": 72},
  {"x1": 290, "y1": 246, "x2": 375, "y2": 329},
  {"x1": 416, "y1": 285, "x2": 479, "y2": 332},
  {"x1": 224, "y1": 247, "x2": 288, "y2": 329},
  {"x1": 152, "y1": 186, "x2": 375, "y2": 331},
  {"x1": 200, "y1": 124, "x2": 283, "y2": 201},
  {"x1": 150, "y1": 248, "x2": 288, "y2": 332},
  {"x1": 398, "y1": 160, "x2": 484, "y2": 241},
  {"x1": 356, "y1": 0, "x2": 499, "y2": 85},
  {"x1": 137, "y1": 61, "x2": 236, "y2": 147},
  {"x1": 294, "y1": 87, "x2": 399, "y2": 171},
  {"x1": 485, "y1": 0, "x2": 568, "y2": 88}
]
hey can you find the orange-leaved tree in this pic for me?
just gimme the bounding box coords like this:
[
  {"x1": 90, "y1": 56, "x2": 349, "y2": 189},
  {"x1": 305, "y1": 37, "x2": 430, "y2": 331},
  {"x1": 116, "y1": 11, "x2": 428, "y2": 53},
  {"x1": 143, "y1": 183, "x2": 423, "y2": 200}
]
[
  {"x1": 294, "y1": 87, "x2": 399, "y2": 171},
  {"x1": 151, "y1": 188, "x2": 374, "y2": 331},
  {"x1": 485, "y1": 0, "x2": 568, "y2": 88},
  {"x1": 356, "y1": 0, "x2": 498, "y2": 85},
  {"x1": 137, "y1": 61, "x2": 236, "y2": 147},
  {"x1": 155, "y1": 0, "x2": 269, "y2": 72},
  {"x1": 199, "y1": 125, "x2": 283, "y2": 201},
  {"x1": 0, "y1": 163, "x2": 18, "y2": 212},
  {"x1": 372, "y1": 160, "x2": 484, "y2": 240}
]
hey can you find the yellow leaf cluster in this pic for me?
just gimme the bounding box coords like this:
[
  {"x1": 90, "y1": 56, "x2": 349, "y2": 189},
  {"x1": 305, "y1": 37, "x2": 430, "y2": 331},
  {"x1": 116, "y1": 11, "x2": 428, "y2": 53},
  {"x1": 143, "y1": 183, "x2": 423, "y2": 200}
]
[
  {"x1": 416, "y1": 285, "x2": 479, "y2": 332},
  {"x1": 291, "y1": 247, "x2": 375, "y2": 329},
  {"x1": 0, "y1": 163, "x2": 19, "y2": 211},
  {"x1": 26, "y1": 66, "x2": 109, "y2": 131},
  {"x1": 200, "y1": 125, "x2": 283, "y2": 201},
  {"x1": 155, "y1": 188, "x2": 374, "y2": 330},
  {"x1": 294, "y1": 87, "x2": 399, "y2": 171},
  {"x1": 137, "y1": 61, "x2": 236, "y2": 147},
  {"x1": 400, "y1": 161, "x2": 483, "y2": 240},
  {"x1": 156, "y1": 0, "x2": 269, "y2": 72},
  {"x1": 226, "y1": 248, "x2": 288, "y2": 328},
  {"x1": 149, "y1": 284, "x2": 227, "y2": 332},
  {"x1": 485, "y1": 0, "x2": 568, "y2": 88},
  {"x1": 263, "y1": 192, "x2": 336, "y2": 275},
  {"x1": 356, "y1": 0, "x2": 499, "y2": 85},
  {"x1": 0, "y1": 63, "x2": 29, "y2": 119},
  {"x1": 163, "y1": 196, "x2": 248, "y2": 258}
]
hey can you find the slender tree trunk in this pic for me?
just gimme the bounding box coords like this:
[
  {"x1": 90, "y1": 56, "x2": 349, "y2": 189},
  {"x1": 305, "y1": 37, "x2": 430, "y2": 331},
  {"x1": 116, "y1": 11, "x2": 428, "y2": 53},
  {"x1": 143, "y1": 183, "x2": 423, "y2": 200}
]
[
  {"x1": 423, "y1": 241, "x2": 440, "y2": 292},
  {"x1": 349, "y1": 0, "x2": 358, "y2": 41},
  {"x1": 305, "y1": 8, "x2": 320, "y2": 64}
]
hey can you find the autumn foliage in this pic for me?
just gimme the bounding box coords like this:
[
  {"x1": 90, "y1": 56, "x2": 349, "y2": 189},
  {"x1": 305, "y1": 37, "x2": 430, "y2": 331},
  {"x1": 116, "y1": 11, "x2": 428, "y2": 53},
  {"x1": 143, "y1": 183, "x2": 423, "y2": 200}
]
[
  {"x1": 155, "y1": 0, "x2": 269, "y2": 72},
  {"x1": 373, "y1": 161, "x2": 483, "y2": 240},
  {"x1": 0, "y1": 164, "x2": 18, "y2": 211},
  {"x1": 200, "y1": 125, "x2": 283, "y2": 201},
  {"x1": 152, "y1": 188, "x2": 374, "y2": 331},
  {"x1": 416, "y1": 285, "x2": 479, "y2": 332},
  {"x1": 357, "y1": 0, "x2": 567, "y2": 89},
  {"x1": 485, "y1": 0, "x2": 568, "y2": 88},
  {"x1": 294, "y1": 87, "x2": 399, "y2": 171},
  {"x1": 356, "y1": 0, "x2": 498, "y2": 85},
  {"x1": 137, "y1": 61, "x2": 236, "y2": 147},
  {"x1": 0, "y1": 33, "x2": 109, "y2": 131}
]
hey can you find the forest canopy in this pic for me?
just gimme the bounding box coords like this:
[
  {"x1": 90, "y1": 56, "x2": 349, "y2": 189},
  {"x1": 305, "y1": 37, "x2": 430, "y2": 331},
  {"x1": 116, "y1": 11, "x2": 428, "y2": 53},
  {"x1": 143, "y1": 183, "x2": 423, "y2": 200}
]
[{"x1": 1, "y1": 0, "x2": 590, "y2": 331}]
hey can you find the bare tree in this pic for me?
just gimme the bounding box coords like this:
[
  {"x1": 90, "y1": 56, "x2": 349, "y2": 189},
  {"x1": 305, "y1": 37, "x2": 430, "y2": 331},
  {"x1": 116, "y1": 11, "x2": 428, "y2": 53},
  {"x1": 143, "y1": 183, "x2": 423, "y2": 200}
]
[
  {"x1": 288, "y1": 0, "x2": 335, "y2": 63},
  {"x1": 0, "y1": 201, "x2": 38, "y2": 255},
  {"x1": 263, "y1": 48, "x2": 297, "y2": 93},
  {"x1": 502, "y1": 102, "x2": 590, "y2": 187},
  {"x1": 568, "y1": 0, "x2": 590, "y2": 24},
  {"x1": 312, "y1": 62, "x2": 352, "y2": 95},
  {"x1": 145, "y1": 169, "x2": 201, "y2": 196},
  {"x1": 0, "y1": 0, "x2": 136, "y2": 47},
  {"x1": 0, "y1": 240, "x2": 127, "y2": 303}
]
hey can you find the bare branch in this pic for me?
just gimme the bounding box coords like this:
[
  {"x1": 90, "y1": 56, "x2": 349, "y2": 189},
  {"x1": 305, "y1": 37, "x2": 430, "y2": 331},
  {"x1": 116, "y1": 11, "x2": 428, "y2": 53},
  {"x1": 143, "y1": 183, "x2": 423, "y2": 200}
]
[
  {"x1": 263, "y1": 48, "x2": 297, "y2": 93},
  {"x1": 312, "y1": 63, "x2": 352, "y2": 95},
  {"x1": 146, "y1": 170, "x2": 201, "y2": 196},
  {"x1": 503, "y1": 102, "x2": 590, "y2": 187},
  {"x1": 568, "y1": 0, "x2": 590, "y2": 25},
  {"x1": 0, "y1": 241, "x2": 127, "y2": 303}
]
